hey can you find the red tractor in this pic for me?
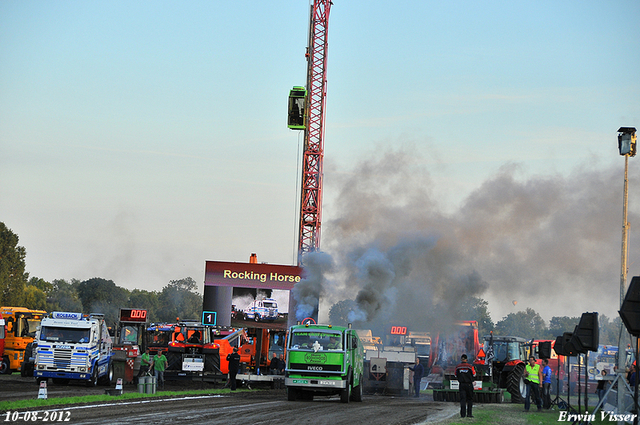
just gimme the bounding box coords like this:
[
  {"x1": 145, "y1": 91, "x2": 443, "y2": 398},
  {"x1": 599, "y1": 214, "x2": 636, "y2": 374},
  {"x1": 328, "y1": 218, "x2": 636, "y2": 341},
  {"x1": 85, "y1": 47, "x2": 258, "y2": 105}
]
[{"x1": 474, "y1": 334, "x2": 530, "y2": 403}]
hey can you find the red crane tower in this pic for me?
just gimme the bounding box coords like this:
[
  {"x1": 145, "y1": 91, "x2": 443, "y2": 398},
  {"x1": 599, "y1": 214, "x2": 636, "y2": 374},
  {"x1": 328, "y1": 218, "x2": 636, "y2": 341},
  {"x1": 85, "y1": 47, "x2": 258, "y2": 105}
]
[{"x1": 289, "y1": 0, "x2": 332, "y2": 263}]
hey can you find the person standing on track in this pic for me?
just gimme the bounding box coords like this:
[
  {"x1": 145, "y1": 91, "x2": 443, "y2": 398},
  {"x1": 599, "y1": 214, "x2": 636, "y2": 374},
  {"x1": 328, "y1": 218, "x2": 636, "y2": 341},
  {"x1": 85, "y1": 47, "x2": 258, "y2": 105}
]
[
  {"x1": 408, "y1": 357, "x2": 424, "y2": 398},
  {"x1": 455, "y1": 354, "x2": 476, "y2": 418},
  {"x1": 226, "y1": 347, "x2": 241, "y2": 391},
  {"x1": 524, "y1": 356, "x2": 543, "y2": 412},
  {"x1": 541, "y1": 359, "x2": 553, "y2": 409},
  {"x1": 153, "y1": 350, "x2": 168, "y2": 390}
]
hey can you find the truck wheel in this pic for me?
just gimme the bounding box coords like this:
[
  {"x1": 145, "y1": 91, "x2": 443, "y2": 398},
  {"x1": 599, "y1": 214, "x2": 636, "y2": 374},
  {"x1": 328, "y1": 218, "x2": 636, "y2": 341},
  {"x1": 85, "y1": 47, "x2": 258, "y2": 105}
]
[
  {"x1": 99, "y1": 361, "x2": 113, "y2": 385},
  {"x1": 20, "y1": 362, "x2": 32, "y2": 377},
  {"x1": 287, "y1": 387, "x2": 299, "y2": 401},
  {"x1": 350, "y1": 375, "x2": 363, "y2": 402},
  {"x1": 254, "y1": 314, "x2": 260, "y2": 322},
  {"x1": 87, "y1": 366, "x2": 98, "y2": 387},
  {"x1": 507, "y1": 363, "x2": 525, "y2": 403},
  {"x1": 0, "y1": 357, "x2": 11, "y2": 374},
  {"x1": 340, "y1": 384, "x2": 350, "y2": 403}
]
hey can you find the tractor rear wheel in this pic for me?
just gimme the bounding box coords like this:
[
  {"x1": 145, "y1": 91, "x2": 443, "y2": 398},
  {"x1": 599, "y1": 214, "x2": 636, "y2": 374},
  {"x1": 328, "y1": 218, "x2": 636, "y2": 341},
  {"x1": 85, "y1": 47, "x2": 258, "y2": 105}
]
[{"x1": 507, "y1": 363, "x2": 525, "y2": 403}]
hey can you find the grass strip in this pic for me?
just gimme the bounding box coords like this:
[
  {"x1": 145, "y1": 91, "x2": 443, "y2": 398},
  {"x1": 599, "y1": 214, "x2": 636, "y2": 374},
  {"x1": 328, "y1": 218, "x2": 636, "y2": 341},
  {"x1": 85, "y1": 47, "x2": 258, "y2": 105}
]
[
  {"x1": 0, "y1": 388, "x2": 248, "y2": 412},
  {"x1": 431, "y1": 401, "x2": 627, "y2": 425}
]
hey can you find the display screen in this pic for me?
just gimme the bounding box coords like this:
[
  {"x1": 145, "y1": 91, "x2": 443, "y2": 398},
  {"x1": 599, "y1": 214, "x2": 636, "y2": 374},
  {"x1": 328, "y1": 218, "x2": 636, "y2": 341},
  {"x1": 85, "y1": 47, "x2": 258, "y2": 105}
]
[
  {"x1": 119, "y1": 308, "x2": 148, "y2": 323},
  {"x1": 390, "y1": 326, "x2": 407, "y2": 335}
]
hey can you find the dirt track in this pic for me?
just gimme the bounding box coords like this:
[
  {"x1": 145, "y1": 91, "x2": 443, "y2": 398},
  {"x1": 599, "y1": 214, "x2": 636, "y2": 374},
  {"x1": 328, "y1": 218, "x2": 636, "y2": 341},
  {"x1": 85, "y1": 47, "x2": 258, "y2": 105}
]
[{"x1": 0, "y1": 374, "x2": 459, "y2": 424}]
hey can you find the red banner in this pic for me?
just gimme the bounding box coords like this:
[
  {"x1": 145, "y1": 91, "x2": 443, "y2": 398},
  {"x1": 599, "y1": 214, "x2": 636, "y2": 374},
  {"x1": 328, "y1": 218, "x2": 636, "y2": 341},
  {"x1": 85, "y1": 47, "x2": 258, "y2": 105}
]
[{"x1": 204, "y1": 260, "x2": 303, "y2": 290}]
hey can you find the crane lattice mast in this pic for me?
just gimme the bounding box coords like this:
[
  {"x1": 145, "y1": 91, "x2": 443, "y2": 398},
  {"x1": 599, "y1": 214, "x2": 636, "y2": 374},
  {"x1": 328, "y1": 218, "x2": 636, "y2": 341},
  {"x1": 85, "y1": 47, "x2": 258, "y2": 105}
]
[{"x1": 298, "y1": 0, "x2": 331, "y2": 263}]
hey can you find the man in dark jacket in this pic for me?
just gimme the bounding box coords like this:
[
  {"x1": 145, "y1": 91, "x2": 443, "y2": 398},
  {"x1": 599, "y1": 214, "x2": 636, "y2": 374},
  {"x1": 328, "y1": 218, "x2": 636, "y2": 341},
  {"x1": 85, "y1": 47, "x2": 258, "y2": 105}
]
[
  {"x1": 269, "y1": 353, "x2": 280, "y2": 375},
  {"x1": 455, "y1": 354, "x2": 476, "y2": 418},
  {"x1": 409, "y1": 357, "x2": 424, "y2": 397},
  {"x1": 226, "y1": 347, "x2": 241, "y2": 390}
]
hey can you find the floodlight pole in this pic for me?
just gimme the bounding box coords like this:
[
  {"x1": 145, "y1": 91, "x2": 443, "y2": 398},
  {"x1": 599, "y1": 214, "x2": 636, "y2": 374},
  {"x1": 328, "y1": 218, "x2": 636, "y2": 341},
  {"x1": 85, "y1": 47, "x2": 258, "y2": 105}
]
[
  {"x1": 617, "y1": 126, "x2": 636, "y2": 422},
  {"x1": 617, "y1": 153, "x2": 629, "y2": 422},
  {"x1": 620, "y1": 153, "x2": 630, "y2": 310}
]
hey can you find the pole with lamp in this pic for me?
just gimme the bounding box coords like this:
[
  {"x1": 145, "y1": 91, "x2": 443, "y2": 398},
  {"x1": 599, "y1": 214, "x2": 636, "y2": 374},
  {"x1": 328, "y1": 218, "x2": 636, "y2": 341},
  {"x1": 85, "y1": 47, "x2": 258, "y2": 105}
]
[{"x1": 617, "y1": 126, "x2": 637, "y2": 422}]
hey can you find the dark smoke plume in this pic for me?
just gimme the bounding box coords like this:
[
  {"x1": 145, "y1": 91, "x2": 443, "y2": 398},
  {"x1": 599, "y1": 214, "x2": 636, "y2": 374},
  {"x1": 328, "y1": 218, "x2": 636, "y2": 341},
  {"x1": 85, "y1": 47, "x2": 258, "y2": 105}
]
[
  {"x1": 292, "y1": 251, "x2": 334, "y2": 321},
  {"x1": 309, "y1": 146, "x2": 639, "y2": 335}
]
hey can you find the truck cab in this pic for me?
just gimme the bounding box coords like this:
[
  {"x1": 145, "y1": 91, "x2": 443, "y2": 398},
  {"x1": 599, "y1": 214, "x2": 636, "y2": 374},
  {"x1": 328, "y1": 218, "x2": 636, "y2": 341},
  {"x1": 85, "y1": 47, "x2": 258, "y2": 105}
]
[
  {"x1": 243, "y1": 299, "x2": 278, "y2": 322},
  {"x1": 285, "y1": 324, "x2": 364, "y2": 403},
  {"x1": 34, "y1": 312, "x2": 114, "y2": 386},
  {"x1": 0, "y1": 307, "x2": 46, "y2": 374}
]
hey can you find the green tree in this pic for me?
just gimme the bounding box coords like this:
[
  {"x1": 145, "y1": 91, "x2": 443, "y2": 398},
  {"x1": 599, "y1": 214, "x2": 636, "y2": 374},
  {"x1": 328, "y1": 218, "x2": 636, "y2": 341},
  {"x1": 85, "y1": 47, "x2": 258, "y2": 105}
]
[
  {"x1": 328, "y1": 299, "x2": 358, "y2": 326},
  {"x1": 47, "y1": 279, "x2": 83, "y2": 312},
  {"x1": 28, "y1": 276, "x2": 53, "y2": 295},
  {"x1": 23, "y1": 284, "x2": 47, "y2": 310},
  {"x1": 598, "y1": 314, "x2": 622, "y2": 346},
  {"x1": 128, "y1": 289, "x2": 161, "y2": 322},
  {"x1": 75, "y1": 277, "x2": 130, "y2": 327},
  {"x1": 495, "y1": 308, "x2": 547, "y2": 339},
  {"x1": 459, "y1": 297, "x2": 494, "y2": 337},
  {"x1": 548, "y1": 316, "x2": 579, "y2": 338},
  {"x1": 0, "y1": 222, "x2": 28, "y2": 305},
  {"x1": 157, "y1": 277, "x2": 202, "y2": 323}
]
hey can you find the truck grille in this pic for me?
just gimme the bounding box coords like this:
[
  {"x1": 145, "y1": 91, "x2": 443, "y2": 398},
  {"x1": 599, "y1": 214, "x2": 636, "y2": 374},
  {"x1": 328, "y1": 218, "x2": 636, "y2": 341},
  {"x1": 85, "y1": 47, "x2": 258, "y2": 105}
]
[
  {"x1": 290, "y1": 363, "x2": 342, "y2": 372},
  {"x1": 53, "y1": 349, "x2": 72, "y2": 369}
]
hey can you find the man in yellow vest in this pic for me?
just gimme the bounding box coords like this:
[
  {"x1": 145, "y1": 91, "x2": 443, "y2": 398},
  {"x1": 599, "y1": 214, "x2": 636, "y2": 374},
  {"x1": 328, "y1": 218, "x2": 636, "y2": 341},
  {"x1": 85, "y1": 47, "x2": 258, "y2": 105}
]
[{"x1": 524, "y1": 355, "x2": 543, "y2": 412}]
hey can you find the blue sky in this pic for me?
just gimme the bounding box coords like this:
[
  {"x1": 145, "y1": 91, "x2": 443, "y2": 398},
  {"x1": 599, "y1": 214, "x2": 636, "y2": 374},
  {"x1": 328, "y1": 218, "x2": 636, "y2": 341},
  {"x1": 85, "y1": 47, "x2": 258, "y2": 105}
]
[{"x1": 2, "y1": 1, "x2": 639, "y2": 324}]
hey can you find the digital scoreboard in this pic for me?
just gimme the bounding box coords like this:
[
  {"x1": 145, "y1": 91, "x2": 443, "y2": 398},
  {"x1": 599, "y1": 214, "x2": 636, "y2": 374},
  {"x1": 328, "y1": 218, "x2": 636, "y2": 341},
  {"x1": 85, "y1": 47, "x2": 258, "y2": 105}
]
[
  {"x1": 390, "y1": 326, "x2": 408, "y2": 335},
  {"x1": 119, "y1": 308, "x2": 148, "y2": 323}
]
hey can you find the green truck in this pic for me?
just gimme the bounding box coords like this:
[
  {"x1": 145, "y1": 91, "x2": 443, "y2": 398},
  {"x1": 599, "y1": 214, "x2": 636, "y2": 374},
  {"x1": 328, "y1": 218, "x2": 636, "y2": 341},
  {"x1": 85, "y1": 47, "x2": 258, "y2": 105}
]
[{"x1": 285, "y1": 324, "x2": 364, "y2": 403}]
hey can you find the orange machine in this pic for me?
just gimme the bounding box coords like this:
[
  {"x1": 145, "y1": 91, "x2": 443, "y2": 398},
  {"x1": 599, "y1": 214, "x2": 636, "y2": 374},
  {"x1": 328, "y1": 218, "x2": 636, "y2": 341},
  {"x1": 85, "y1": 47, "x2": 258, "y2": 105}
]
[{"x1": 0, "y1": 307, "x2": 46, "y2": 374}]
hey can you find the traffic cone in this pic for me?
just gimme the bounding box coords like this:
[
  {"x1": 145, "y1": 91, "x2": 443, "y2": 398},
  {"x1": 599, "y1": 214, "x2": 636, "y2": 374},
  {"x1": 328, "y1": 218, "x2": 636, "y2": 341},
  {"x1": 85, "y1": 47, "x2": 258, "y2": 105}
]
[{"x1": 38, "y1": 381, "x2": 47, "y2": 399}]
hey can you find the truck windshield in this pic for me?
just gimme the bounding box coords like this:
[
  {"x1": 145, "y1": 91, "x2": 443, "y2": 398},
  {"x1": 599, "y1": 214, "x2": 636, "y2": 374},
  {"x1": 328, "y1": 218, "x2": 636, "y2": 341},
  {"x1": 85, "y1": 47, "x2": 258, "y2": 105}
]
[
  {"x1": 263, "y1": 302, "x2": 276, "y2": 308},
  {"x1": 41, "y1": 326, "x2": 91, "y2": 344},
  {"x1": 290, "y1": 331, "x2": 343, "y2": 351}
]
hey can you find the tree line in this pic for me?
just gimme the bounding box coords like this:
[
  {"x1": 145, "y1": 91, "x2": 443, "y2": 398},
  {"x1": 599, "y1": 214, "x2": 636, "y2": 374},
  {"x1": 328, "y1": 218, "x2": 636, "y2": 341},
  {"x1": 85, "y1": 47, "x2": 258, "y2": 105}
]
[
  {"x1": 329, "y1": 297, "x2": 624, "y2": 346},
  {"x1": 1, "y1": 221, "x2": 624, "y2": 344},
  {"x1": 1, "y1": 222, "x2": 202, "y2": 328}
]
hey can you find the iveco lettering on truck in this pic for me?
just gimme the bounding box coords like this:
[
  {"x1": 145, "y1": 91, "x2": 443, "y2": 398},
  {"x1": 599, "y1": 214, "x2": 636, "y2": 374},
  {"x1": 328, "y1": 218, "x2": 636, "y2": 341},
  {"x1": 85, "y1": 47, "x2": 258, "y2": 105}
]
[
  {"x1": 34, "y1": 312, "x2": 114, "y2": 386},
  {"x1": 285, "y1": 324, "x2": 364, "y2": 403}
]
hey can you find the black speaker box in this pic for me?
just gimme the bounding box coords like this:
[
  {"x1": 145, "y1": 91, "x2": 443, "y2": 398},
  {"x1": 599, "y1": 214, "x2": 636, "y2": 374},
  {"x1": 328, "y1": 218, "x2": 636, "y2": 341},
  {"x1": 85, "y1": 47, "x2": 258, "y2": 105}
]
[
  {"x1": 539, "y1": 341, "x2": 552, "y2": 359},
  {"x1": 620, "y1": 276, "x2": 640, "y2": 337},
  {"x1": 562, "y1": 332, "x2": 579, "y2": 356},
  {"x1": 553, "y1": 335, "x2": 566, "y2": 356},
  {"x1": 571, "y1": 312, "x2": 599, "y2": 352}
]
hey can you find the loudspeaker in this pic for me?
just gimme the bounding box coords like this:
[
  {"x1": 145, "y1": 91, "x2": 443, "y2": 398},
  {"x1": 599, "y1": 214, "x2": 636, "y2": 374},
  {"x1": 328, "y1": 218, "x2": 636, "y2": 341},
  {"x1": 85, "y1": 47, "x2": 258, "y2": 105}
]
[
  {"x1": 620, "y1": 276, "x2": 640, "y2": 337},
  {"x1": 571, "y1": 312, "x2": 599, "y2": 352},
  {"x1": 553, "y1": 335, "x2": 566, "y2": 356},
  {"x1": 539, "y1": 341, "x2": 552, "y2": 359},
  {"x1": 562, "y1": 332, "x2": 579, "y2": 356}
]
